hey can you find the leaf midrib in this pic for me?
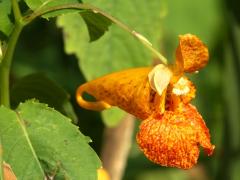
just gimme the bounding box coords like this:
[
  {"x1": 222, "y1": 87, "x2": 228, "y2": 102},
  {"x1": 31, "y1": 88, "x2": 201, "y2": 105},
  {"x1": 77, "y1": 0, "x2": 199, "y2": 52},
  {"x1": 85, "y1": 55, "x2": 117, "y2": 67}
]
[{"x1": 15, "y1": 111, "x2": 45, "y2": 177}]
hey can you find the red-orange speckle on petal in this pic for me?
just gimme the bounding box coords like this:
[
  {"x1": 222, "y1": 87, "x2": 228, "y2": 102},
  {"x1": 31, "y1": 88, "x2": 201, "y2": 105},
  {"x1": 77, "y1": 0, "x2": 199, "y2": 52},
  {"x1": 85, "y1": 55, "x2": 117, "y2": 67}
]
[{"x1": 136, "y1": 104, "x2": 215, "y2": 169}]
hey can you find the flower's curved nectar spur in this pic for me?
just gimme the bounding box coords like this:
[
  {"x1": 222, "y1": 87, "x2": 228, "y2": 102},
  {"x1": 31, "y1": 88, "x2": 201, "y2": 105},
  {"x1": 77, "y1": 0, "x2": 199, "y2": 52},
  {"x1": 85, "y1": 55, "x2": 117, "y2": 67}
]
[
  {"x1": 76, "y1": 67, "x2": 170, "y2": 119},
  {"x1": 76, "y1": 34, "x2": 215, "y2": 169}
]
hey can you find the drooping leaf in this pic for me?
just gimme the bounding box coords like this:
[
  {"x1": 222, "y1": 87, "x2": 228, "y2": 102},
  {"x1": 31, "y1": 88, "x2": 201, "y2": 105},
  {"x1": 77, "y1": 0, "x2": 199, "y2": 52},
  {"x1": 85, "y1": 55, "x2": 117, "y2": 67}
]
[
  {"x1": 0, "y1": 0, "x2": 13, "y2": 37},
  {"x1": 81, "y1": 11, "x2": 112, "y2": 42},
  {"x1": 0, "y1": 101, "x2": 101, "y2": 179},
  {"x1": 24, "y1": 0, "x2": 82, "y2": 18},
  {"x1": 11, "y1": 73, "x2": 78, "y2": 124},
  {"x1": 0, "y1": 106, "x2": 45, "y2": 179}
]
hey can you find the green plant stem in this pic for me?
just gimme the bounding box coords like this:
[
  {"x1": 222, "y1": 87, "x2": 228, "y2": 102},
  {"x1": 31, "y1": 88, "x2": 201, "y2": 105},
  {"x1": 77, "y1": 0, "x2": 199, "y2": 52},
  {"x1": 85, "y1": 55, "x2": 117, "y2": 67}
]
[
  {"x1": 24, "y1": 3, "x2": 168, "y2": 64},
  {"x1": 0, "y1": 0, "x2": 23, "y2": 107},
  {"x1": 12, "y1": 0, "x2": 22, "y2": 21},
  {"x1": 0, "y1": 24, "x2": 23, "y2": 107}
]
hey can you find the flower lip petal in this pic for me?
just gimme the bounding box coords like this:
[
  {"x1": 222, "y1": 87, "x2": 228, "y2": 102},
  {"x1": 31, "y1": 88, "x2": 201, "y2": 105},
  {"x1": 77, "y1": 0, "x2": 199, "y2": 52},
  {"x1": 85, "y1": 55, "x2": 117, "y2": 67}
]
[{"x1": 136, "y1": 104, "x2": 215, "y2": 169}]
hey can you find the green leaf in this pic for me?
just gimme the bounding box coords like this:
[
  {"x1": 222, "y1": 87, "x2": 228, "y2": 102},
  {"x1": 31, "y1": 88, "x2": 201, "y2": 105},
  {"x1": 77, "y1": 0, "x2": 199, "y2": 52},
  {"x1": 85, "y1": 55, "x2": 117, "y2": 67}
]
[
  {"x1": 0, "y1": 101, "x2": 101, "y2": 179},
  {"x1": 0, "y1": 106, "x2": 45, "y2": 179},
  {"x1": 81, "y1": 11, "x2": 112, "y2": 42},
  {"x1": 24, "y1": 0, "x2": 82, "y2": 18},
  {"x1": 57, "y1": 0, "x2": 164, "y2": 80},
  {"x1": 0, "y1": 0, "x2": 13, "y2": 36},
  {"x1": 17, "y1": 101, "x2": 101, "y2": 179},
  {"x1": 11, "y1": 73, "x2": 78, "y2": 124}
]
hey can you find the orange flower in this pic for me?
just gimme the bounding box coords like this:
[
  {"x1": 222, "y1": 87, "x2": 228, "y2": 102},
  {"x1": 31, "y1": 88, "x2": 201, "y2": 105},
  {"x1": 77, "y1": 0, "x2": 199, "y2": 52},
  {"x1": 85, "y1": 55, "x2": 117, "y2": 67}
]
[
  {"x1": 136, "y1": 104, "x2": 215, "y2": 169},
  {"x1": 76, "y1": 34, "x2": 215, "y2": 169},
  {"x1": 135, "y1": 33, "x2": 214, "y2": 169},
  {"x1": 76, "y1": 34, "x2": 208, "y2": 117}
]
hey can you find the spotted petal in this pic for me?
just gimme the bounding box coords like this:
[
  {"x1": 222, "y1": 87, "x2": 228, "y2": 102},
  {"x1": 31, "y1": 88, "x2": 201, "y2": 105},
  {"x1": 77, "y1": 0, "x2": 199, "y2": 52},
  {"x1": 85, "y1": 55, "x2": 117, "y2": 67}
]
[
  {"x1": 136, "y1": 104, "x2": 215, "y2": 169},
  {"x1": 175, "y1": 34, "x2": 209, "y2": 73}
]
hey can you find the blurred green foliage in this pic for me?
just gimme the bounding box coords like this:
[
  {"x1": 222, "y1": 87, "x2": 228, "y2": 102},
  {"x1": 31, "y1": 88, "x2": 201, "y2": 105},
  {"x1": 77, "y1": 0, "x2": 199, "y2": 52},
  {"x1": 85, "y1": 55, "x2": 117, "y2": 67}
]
[
  {"x1": 7, "y1": 0, "x2": 240, "y2": 179},
  {"x1": 10, "y1": 73, "x2": 78, "y2": 123}
]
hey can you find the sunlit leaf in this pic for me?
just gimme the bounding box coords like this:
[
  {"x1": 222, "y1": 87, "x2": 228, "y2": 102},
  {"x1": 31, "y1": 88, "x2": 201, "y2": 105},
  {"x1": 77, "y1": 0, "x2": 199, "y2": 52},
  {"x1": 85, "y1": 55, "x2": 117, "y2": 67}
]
[
  {"x1": 24, "y1": 0, "x2": 82, "y2": 18},
  {"x1": 0, "y1": 0, "x2": 13, "y2": 37}
]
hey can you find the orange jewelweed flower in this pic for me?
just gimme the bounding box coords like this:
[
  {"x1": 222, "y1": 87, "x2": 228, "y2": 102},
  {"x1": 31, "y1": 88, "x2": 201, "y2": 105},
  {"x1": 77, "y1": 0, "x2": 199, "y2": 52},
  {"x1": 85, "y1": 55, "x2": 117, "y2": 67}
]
[{"x1": 76, "y1": 34, "x2": 215, "y2": 169}]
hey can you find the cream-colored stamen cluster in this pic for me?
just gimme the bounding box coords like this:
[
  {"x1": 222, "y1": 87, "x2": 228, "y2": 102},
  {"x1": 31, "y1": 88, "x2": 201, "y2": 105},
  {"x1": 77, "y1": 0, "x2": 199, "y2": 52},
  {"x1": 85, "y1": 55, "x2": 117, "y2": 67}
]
[{"x1": 172, "y1": 77, "x2": 190, "y2": 95}]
